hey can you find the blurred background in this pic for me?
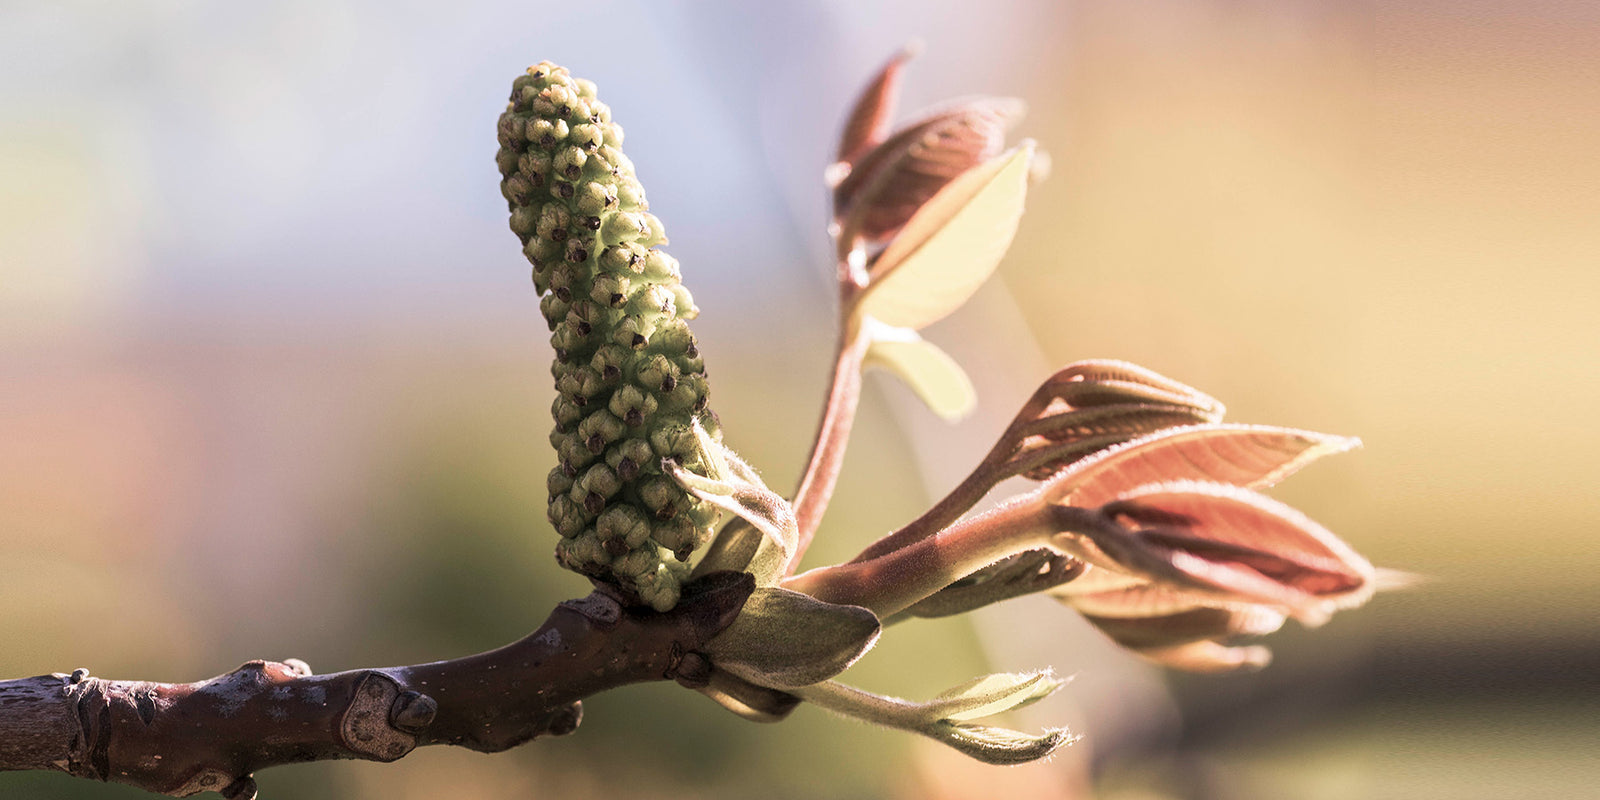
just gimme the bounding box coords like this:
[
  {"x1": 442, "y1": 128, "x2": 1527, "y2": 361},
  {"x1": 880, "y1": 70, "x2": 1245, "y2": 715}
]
[{"x1": 1, "y1": 1, "x2": 1593, "y2": 798}]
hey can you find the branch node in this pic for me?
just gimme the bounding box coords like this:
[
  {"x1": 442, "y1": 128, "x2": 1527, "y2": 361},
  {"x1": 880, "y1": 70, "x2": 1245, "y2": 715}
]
[
  {"x1": 170, "y1": 767, "x2": 234, "y2": 797},
  {"x1": 281, "y1": 658, "x2": 313, "y2": 676},
  {"x1": 560, "y1": 592, "x2": 623, "y2": 627},
  {"x1": 547, "y1": 702, "x2": 582, "y2": 737},
  {"x1": 221, "y1": 775, "x2": 259, "y2": 800},
  {"x1": 338, "y1": 672, "x2": 418, "y2": 762},
  {"x1": 672, "y1": 652, "x2": 712, "y2": 689},
  {"x1": 389, "y1": 690, "x2": 438, "y2": 733}
]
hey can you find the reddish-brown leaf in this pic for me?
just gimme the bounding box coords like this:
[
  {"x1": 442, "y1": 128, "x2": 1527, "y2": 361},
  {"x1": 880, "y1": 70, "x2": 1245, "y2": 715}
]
[
  {"x1": 1132, "y1": 641, "x2": 1273, "y2": 673},
  {"x1": 1085, "y1": 481, "x2": 1376, "y2": 623},
  {"x1": 1080, "y1": 605, "x2": 1285, "y2": 650},
  {"x1": 835, "y1": 43, "x2": 919, "y2": 168},
  {"x1": 835, "y1": 96, "x2": 1025, "y2": 244},
  {"x1": 1044, "y1": 424, "x2": 1360, "y2": 509},
  {"x1": 999, "y1": 360, "x2": 1224, "y2": 480}
]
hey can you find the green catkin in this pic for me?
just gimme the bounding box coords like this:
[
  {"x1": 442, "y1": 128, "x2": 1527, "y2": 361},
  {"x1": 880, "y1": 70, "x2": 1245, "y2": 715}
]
[{"x1": 499, "y1": 62, "x2": 720, "y2": 611}]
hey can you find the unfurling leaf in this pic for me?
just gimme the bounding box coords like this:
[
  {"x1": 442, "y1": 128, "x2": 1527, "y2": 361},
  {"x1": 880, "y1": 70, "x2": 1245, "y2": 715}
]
[
  {"x1": 901, "y1": 549, "x2": 1082, "y2": 619},
  {"x1": 920, "y1": 671, "x2": 1066, "y2": 723},
  {"x1": 835, "y1": 96, "x2": 1025, "y2": 243},
  {"x1": 1079, "y1": 605, "x2": 1285, "y2": 650},
  {"x1": 863, "y1": 321, "x2": 977, "y2": 421},
  {"x1": 928, "y1": 722, "x2": 1076, "y2": 766},
  {"x1": 1061, "y1": 481, "x2": 1375, "y2": 625},
  {"x1": 691, "y1": 518, "x2": 762, "y2": 578},
  {"x1": 705, "y1": 587, "x2": 881, "y2": 689},
  {"x1": 853, "y1": 143, "x2": 1034, "y2": 330},
  {"x1": 667, "y1": 422, "x2": 797, "y2": 586},
  {"x1": 791, "y1": 678, "x2": 1074, "y2": 766},
  {"x1": 1043, "y1": 423, "x2": 1361, "y2": 508},
  {"x1": 850, "y1": 361, "x2": 1222, "y2": 564},
  {"x1": 834, "y1": 42, "x2": 920, "y2": 170},
  {"x1": 1132, "y1": 641, "x2": 1273, "y2": 673},
  {"x1": 1001, "y1": 360, "x2": 1225, "y2": 481}
]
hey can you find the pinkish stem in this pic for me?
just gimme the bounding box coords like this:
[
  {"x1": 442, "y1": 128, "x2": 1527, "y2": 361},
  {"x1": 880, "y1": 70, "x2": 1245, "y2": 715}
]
[
  {"x1": 783, "y1": 495, "x2": 1060, "y2": 618},
  {"x1": 788, "y1": 316, "x2": 871, "y2": 572}
]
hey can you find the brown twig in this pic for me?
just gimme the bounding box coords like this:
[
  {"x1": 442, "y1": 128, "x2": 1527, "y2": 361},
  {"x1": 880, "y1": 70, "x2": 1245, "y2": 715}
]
[{"x1": 0, "y1": 573, "x2": 753, "y2": 798}]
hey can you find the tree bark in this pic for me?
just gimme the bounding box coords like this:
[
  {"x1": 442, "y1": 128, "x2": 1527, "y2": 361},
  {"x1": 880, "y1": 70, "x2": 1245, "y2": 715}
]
[{"x1": 0, "y1": 572, "x2": 753, "y2": 799}]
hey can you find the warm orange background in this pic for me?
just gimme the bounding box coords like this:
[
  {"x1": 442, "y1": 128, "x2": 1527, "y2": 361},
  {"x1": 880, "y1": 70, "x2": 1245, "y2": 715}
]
[{"x1": 2, "y1": 2, "x2": 1591, "y2": 798}]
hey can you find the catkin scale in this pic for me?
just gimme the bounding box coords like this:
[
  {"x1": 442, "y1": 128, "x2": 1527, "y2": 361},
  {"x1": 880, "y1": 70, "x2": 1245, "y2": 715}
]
[{"x1": 499, "y1": 62, "x2": 720, "y2": 611}]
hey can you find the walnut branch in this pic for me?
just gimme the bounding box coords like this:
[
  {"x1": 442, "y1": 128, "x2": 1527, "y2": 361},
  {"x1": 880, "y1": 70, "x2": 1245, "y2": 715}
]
[{"x1": 0, "y1": 572, "x2": 753, "y2": 799}]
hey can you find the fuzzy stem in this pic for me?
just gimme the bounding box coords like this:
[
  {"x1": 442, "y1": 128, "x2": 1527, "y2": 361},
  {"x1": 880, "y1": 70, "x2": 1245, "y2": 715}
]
[
  {"x1": 851, "y1": 440, "x2": 1013, "y2": 564},
  {"x1": 790, "y1": 679, "x2": 927, "y2": 730},
  {"x1": 783, "y1": 495, "x2": 1061, "y2": 618},
  {"x1": 788, "y1": 313, "x2": 872, "y2": 572},
  {"x1": 847, "y1": 381, "x2": 1060, "y2": 563}
]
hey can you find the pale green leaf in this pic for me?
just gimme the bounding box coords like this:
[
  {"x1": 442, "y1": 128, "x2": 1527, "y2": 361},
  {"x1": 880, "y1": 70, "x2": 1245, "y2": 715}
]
[
  {"x1": 696, "y1": 669, "x2": 801, "y2": 723},
  {"x1": 791, "y1": 679, "x2": 1073, "y2": 765},
  {"x1": 691, "y1": 519, "x2": 762, "y2": 578},
  {"x1": 854, "y1": 142, "x2": 1034, "y2": 329},
  {"x1": 667, "y1": 424, "x2": 797, "y2": 586},
  {"x1": 929, "y1": 722, "x2": 1075, "y2": 765},
  {"x1": 922, "y1": 671, "x2": 1066, "y2": 723},
  {"x1": 706, "y1": 588, "x2": 882, "y2": 689},
  {"x1": 863, "y1": 322, "x2": 976, "y2": 421}
]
